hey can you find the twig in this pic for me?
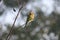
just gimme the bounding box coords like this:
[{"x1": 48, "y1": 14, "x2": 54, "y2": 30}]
[
  {"x1": 5, "y1": 0, "x2": 25, "y2": 40},
  {"x1": 5, "y1": 0, "x2": 27, "y2": 39},
  {"x1": 5, "y1": 5, "x2": 23, "y2": 40}
]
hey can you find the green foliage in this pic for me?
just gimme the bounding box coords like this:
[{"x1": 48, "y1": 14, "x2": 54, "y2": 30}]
[
  {"x1": 3, "y1": 0, "x2": 29, "y2": 7},
  {"x1": 3, "y1": 0, "x2": 19, "y2": 7},
  {"x1": 0, "y1": 11, "x2": 3, "y2": 16}
]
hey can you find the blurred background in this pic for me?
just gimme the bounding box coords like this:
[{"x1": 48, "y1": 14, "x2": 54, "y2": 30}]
[{"x1": 0, "y1": 0, "x2": 60, "y2": 40}]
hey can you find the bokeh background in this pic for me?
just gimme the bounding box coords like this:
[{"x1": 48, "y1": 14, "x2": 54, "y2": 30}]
[{"x1": 0, "y1": 0, "x2": 60, "y2": 40}]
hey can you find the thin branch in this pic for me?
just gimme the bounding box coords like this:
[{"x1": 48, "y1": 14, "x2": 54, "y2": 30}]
[
  {"x1": 5, "y1": 0, "x2": 26, "y2": 40},
  {"x1": 5, "y1": 5, "x2": 23, "y2": 40}
]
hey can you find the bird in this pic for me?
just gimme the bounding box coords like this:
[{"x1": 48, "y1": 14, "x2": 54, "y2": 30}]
[{"x1": 25, "y1": 10, "x2": 35, "y2": 27}]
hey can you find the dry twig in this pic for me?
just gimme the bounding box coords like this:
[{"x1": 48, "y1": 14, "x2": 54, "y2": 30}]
[{"x1": 5, "y1": 0, "x2": 26, "y2": 40}]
